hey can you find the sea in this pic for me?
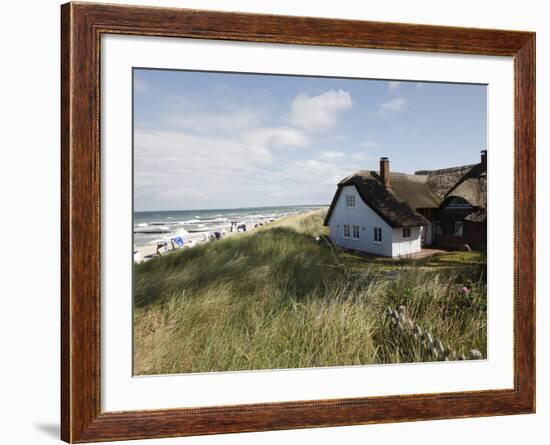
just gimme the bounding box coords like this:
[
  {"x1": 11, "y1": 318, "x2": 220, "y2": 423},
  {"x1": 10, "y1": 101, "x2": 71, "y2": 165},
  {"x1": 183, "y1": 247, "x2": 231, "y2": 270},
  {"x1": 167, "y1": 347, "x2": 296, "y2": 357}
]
[{"x1": 133, "y1": 205, "x2": 325, "y2": 248}]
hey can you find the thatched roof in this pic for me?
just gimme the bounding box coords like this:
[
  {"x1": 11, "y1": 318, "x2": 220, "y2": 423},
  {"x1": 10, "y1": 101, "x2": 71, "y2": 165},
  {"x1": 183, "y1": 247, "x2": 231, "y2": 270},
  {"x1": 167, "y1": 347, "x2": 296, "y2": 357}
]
[
  {"x1": 388, "y1": 172, "x2": 440, "y2": 209},
  {"x1": 443, "y1": 164, "x2": 487, "y2": 208},
  {"x1": 416, "y1": 164, "x2": 476, "y2": 201},
  {"x1": 323, "y1": 171, "x2": 430, "y2": 228},
  {"x1": 324, "y1": 162, "x2": 487, "y2": 227},
  {"x1": 418, "y1": 163, "x2": 486, "y2": 208}
]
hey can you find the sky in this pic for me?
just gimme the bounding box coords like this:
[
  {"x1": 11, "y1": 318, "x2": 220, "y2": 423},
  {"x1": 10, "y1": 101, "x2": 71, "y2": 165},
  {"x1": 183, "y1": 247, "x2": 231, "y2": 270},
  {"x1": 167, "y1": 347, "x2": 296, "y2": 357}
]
[{"x1": 133, "y1": 68, "x2": 486, "y2": 212}]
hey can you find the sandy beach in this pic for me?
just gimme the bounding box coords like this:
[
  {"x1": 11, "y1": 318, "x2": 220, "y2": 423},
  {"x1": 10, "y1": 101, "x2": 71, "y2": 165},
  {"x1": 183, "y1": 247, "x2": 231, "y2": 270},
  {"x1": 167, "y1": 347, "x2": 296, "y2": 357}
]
[
  {"x1": 133, "y1": 209, "x2": 322, "y2": 262},
  {"x1": 134, "y1": 229, "x2": 240, "y2": 260}
]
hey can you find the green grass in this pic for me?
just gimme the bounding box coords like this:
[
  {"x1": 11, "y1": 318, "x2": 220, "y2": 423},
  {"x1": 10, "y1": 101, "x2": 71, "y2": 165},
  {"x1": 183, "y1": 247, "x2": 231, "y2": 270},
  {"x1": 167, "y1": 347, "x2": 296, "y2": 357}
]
[{"x1": 133, "y1": 210, "x2": 487, "y2": 375}]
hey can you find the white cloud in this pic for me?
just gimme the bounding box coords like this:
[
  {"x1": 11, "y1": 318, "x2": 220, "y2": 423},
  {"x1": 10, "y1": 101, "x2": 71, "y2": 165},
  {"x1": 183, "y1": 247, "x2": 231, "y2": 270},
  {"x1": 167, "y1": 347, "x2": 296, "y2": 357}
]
[
  {"x1": 170, "y1": 107, "x2": 262, "y2": 134},
  {"x1": 133, "y1": 124, "x2": 376, "y2": 210},
  {"x1": 277, "y1": 159, "x2": 354, "y2": 188},
  {"x1": 320, "y1": 150, "x2": 373, "y2": 163},
  {"x1": 134, "y1": 90, "x2": 359, "y2": 210},
  {"x1": 375, "y1": 97, "x2": 407, "y2": 116},
  {"x1": 288, "y1": 89, "x2": 352, "y2": 131},
  {"x1": 242, "y1": 127, "x2": 309, "y2": 150},
  {"x1": 320, "y1": 151, "x2": 345, "y2": 160},
  {"x1": 135, "y1": 128, "x2": 274, "y2": 170},
  {"x1": 361, "y1": 141, "x2": 377, "y2": 147},
  {"x1": 388, "y1": 81, "x2": 401, "y2": 93},
  {"x1": 133, "y1": 127, "x2": 276, "y2": 209},
  {"x1": 350, "y1": 152, "x2": 374, "y2": 162},
  {"x1": 164, "y1": 101, "x2": 311, "y2": 150}
]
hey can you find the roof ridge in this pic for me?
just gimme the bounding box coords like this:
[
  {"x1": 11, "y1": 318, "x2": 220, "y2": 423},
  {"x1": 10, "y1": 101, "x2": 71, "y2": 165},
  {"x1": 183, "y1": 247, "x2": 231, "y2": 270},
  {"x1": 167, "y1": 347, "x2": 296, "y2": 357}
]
[{"x1": 415, "y1": 163, "x2": 478, "y2": 175}]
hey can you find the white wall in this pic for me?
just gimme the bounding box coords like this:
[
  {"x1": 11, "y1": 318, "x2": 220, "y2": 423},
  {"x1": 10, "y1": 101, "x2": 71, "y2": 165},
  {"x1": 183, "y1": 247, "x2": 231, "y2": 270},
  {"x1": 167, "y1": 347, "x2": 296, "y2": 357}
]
[
  {"x1": 328, "y1": 185, "x2": 393, "y2": 256},
  {"x1": 328, "y1": 186, "x2": 422, "y2": 257},
  {"x1": 392, "y1": 226, "x2": 422, "y2": 257},
  {"x1": 1, "y1": 1, "x2": 548, "y2": 445}
]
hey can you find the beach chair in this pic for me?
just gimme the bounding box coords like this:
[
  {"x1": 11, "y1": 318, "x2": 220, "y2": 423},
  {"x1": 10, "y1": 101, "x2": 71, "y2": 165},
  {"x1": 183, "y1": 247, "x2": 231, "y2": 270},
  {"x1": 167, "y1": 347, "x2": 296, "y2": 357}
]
[{"x1": 171, "y1": 236, "x2": 184, "y2": 249}]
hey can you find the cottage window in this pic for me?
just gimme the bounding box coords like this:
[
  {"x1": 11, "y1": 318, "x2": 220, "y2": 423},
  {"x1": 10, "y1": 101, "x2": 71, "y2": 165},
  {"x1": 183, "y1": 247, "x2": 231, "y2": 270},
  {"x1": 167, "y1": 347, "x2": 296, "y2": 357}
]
[
  {"x1": 343, "y1": 224, "x2": 350, "y2": 239},
  {"x1": 373, "y1": 227, "x2": 382, "y2": 243},
  {"x1": 346, "y1": 194, "x2": 355, "y2": 207},
  {"x1": 352, "y1": 225, "x2": 360, "y2": 239},
  {"x1": 445, "y1": 196, "x2": 472, "y2": 209},
  {"x1": 453, "y1": 221, "x2": 464, "y2": 236},
  {"x1": 402, "y1": 227, "x2": 411, "y2": 238}
]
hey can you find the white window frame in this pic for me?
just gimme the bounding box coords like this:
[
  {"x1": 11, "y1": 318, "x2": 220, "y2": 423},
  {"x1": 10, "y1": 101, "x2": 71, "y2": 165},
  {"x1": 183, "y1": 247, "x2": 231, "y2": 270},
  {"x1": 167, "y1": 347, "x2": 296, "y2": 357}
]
[
  {"x1": 373, "y1": 227, "x2": 382, "y2": 243},
  {"x1": 343, "y1": 224, "x2": 350, "y2": 239},
  {"x1": 403, "y1": 227, "x2": 411, "y2": 238},
  {"x1": 453, "y1": 221, "x2": 464, "y2": 236},
  {"x1": 352, "y1": 224, "x2": 360, "y2": 240},
  {"x1": 345, "y1": 194, "x2": 355, "y2": 208}
]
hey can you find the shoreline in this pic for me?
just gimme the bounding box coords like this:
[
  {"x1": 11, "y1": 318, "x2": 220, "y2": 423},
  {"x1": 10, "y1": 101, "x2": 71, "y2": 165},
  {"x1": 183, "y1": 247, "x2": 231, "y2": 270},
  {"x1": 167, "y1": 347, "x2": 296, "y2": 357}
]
[{"x1": 134, "y1": 208, "x2": 325, "y2": 263}]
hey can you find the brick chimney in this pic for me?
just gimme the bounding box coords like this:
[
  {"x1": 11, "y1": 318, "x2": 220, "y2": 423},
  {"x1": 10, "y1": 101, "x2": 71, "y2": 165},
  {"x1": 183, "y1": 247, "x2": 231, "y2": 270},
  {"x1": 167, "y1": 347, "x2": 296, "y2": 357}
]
[
  {"x1": 380, "y1": 157, "x2": 391, "y2": 189},
  {"x1": 481, "y1": 150, "x2": 487, "y2": 172}
]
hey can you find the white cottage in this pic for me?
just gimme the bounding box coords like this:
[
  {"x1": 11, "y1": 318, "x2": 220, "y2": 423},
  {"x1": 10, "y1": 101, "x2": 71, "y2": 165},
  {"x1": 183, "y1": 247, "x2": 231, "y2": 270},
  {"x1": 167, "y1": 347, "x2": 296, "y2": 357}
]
[{"x1": 324, "y1": 157, "x2": 429, "y2": 257}]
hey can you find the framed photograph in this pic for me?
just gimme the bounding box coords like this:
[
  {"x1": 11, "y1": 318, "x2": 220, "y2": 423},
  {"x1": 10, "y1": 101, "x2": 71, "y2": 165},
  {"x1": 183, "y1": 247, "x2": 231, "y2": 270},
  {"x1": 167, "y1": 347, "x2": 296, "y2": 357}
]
[{"x1": 61, "y1": 2, "x2": 535, "y2": 442}]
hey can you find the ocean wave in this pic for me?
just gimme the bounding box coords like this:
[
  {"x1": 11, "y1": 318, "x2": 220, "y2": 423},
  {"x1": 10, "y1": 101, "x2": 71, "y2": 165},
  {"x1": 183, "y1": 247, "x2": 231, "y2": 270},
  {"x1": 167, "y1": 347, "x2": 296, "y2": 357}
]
[
  {"x1": 134, "y1": 226, "x2": 171, "y2": 234},
  {"x1": 199, "y1": 218, "x2": 229, "y2": 223}
]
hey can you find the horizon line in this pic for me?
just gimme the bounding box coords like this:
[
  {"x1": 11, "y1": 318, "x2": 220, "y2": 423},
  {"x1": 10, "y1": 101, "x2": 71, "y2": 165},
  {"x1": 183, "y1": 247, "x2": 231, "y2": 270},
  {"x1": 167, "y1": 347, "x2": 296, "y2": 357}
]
[{"x1": 134, "y1": 203, "x2": 330, "y2": 213}]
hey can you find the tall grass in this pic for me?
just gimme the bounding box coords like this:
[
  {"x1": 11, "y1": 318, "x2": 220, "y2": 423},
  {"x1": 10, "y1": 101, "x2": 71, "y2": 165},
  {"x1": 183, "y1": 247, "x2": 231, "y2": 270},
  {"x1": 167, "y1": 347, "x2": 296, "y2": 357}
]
[{"x1": 133, "y1": 210, "x2": 487, "y2": 375}]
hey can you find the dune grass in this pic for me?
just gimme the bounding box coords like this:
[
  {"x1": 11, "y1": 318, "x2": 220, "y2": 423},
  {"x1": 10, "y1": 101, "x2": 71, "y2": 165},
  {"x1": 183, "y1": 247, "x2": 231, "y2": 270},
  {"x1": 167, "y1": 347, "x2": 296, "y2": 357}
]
[{"x1": 133, "y1": 210, "x2": 487, "y2": 375}]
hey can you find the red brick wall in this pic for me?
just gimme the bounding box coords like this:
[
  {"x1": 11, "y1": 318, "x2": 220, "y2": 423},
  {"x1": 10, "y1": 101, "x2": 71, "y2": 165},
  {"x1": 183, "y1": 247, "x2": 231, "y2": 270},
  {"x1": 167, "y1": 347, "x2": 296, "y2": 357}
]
[{"x1": 434, "y1": 221, "x2": 486, "y2": 249}]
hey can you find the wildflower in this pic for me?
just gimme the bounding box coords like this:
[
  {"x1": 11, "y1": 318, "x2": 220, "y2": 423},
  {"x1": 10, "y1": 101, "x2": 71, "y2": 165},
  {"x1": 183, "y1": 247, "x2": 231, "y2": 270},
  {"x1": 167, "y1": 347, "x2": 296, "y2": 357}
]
[{"x1": 459, "y1": 286, "x2": 470, "y2": 294}]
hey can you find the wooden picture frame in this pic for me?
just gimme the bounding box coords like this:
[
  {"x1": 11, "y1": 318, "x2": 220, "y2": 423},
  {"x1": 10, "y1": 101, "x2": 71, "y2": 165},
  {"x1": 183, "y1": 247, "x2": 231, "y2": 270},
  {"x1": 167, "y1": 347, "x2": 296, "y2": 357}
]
[{"x1": 61, "y1": 2, "x2": 535, "y2": 442}]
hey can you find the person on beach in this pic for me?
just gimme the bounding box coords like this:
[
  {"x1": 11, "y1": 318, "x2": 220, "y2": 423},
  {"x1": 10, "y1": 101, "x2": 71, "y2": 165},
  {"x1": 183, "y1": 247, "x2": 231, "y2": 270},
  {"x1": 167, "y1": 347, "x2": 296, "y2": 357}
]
[{"x1": 156, "y1": 241, "x2": 168, "y2": 256}]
